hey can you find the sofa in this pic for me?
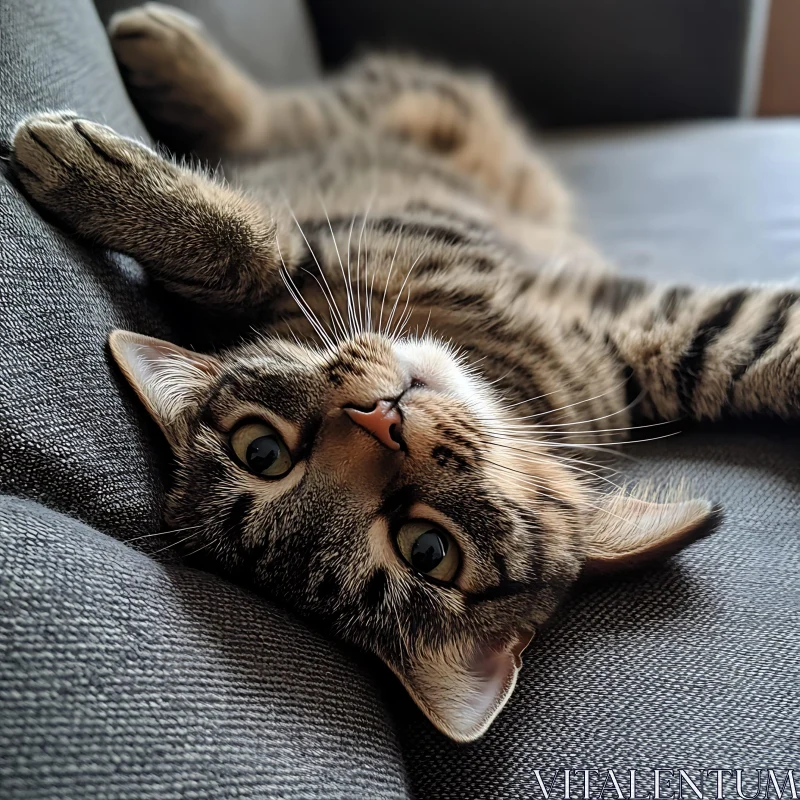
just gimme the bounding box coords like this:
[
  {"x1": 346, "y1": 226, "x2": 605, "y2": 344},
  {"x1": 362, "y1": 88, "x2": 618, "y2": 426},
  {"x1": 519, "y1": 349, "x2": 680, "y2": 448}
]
[{"x1": 0, "y1": 1, "x2": 797, "y2": 799}]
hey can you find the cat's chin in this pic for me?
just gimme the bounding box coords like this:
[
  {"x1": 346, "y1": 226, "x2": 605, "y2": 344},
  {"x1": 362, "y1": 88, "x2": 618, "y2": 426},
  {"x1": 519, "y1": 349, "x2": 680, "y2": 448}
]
[{"x1": 392, "y1": 336, "x2": 500, "y2": 420}]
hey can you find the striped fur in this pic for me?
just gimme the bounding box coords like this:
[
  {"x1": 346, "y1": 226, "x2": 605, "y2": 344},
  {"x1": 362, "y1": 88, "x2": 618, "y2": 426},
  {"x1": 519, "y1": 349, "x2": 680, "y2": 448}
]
[{"x1": 9, "y1": 4, "x2": 798, "y2": 741}]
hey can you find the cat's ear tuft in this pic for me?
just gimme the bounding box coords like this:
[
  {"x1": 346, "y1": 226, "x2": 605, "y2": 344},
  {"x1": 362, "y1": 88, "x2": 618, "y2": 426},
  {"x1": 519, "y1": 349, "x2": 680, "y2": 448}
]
[
  {"x1": 581, "y1": 489, "x2": 722, "y2": 576},
  {"x1": 392, "y1": 630, "x2": 533, "y2": 742},
  {"x1": 108, "y1": 330, "x2": 221, "y2": 446}
]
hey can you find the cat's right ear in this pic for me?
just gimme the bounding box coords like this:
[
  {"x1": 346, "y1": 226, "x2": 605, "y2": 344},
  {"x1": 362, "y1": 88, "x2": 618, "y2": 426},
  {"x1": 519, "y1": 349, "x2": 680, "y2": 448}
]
[{"x1": 108, "y1": 330, "x2": 221, "y2": 447}]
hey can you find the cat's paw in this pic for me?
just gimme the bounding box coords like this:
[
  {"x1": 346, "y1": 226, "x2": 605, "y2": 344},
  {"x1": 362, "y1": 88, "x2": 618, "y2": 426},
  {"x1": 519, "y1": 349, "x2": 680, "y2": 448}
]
[
  {"x1": 11, "y1": 112, "x2": 160, "y2": 216},
  {"x1": 108, "y1": 2, "x2": 205, "y2": 60},
  {"x1": 109, "y1": 4, "x2": 252, "y2": 155}
]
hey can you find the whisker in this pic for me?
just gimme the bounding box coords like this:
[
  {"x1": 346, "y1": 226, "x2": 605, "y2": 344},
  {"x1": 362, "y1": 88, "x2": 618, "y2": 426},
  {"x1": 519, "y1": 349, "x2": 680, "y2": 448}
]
[
  {"x1": 279, "y1": 263, "x2": 335, "y2": 350},
  {"x1": 390, "y1": 285, "x2": 415, "y2": 341},
  {"x1": 279, "y1": 265, "x2": 334, "y2": 349},
  {"x1": 481, "y1": 450, "x2": 626, "y2": 493},
  {"x1": 392, "y1": 604, "x2": 411, "y2": 670},
  {"x1": 488, "y1": 439, "x2": 622, "y2": 475},
  {"x1": 345, "y1": 213, "x2": 357, "y2": 336},
  {"x1": 125, "y1": 524, "x2": 202, "y2": 543},
  {"x1": 494, "y1": 389, "x2": 649, "y2": 434},
  {"x1": 378, "y1": 225, "x2": 405, "y2": 335},
  {"x1": 532, "y1": 431, "x2": 684, "y2": 448},
  {"x1": 507, "y1": 379, "x2": 630, "y2": 423},
  {"x1": 356, "y1": 192, "x2": 376, "y2": 334},
  {"x1": 275, "y1": 232, "x2": 336, "y2": 349},
  {"x1": 484, "y1": 448, "x2": 625, "y2": 491},
  {"x1": 181, "y1": 528, "x2": 230, "y2": 560},
  {"x1": 284, "y1": 196, "x2": 348, "y2": 341},
  {"x1": 419, "y1": 309, "x2": 433, "y2": 340},
  {"x1": 298, "y1": 266, "x2": 352, "y2": 342},
  {"x1": 384, "y1": 251, "x2": 425, "y2": 336},
  {"x1": 317, "y1": 191, "x2": 354, "y2": 339},
  {"x1": 479, "y1": 458, "x2": 638, "y2": 524},
  {"x1": 502, "y1": 386, "x2": 569, "y2": 409},
  {"x1": 147, "y1": 528, "x2": 205, "y2": 555}
]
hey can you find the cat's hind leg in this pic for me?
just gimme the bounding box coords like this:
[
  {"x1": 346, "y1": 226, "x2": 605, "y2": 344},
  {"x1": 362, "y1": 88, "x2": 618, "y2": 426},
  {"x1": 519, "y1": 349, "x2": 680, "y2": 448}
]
[
  {"x1": 110, "y1": 4, "x2": 359, "y2": 160},
  {"x1": 11, "y1": 111, "x2": 298, "y2": 309},
  {"x1": 108, "y1": 4, "x2": 272, "y2": 158}
]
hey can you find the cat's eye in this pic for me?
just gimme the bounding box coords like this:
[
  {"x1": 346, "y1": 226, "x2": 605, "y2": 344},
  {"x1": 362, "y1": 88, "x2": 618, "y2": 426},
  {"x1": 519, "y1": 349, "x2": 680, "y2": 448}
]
[
  {"x1": 230, "y1": 421, "x2": 293, "y2": 478},
  {"x1": 396, "y1": 521, "x2": 460, "y2": 582}
]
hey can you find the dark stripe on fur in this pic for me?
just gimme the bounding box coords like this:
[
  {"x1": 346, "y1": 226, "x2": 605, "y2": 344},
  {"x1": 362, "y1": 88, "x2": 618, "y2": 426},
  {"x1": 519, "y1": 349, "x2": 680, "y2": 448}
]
[
  {"x1": 314, "y1": 570, "x2": 340, "y2": 607},
  {"x1": 675, "y1": 290, "x2": 749, "y2": 414},
  {"x1": 226, "y1": 493, "x2": 254, "y2": 546},
  {"x1": 302, "y1": 213, "x2": 490, "y2": 250},
  {"x1": 602, "y1": 334, "x2": 645, "y2": 421},
  {"x1": 28, "y1": 129, "x2": 68, "y2": 167},
  {"x1": 590, "y1": 277, "x2": 648, "y2": 315},
  {"x1": 364, "y1": 568, "x2": 388, "y2": 608},
  {"x1": 659, "y1": 286, "x2": 692, "y2": 324},
  {"x1": 465, "y1": 580, "x2": 532, "y2": 604},
  {"x1": 731, "y1": 291, "x2": 799, "y2": 386},
  {"x1": 332, "y1": 84, "x2": 370, "y2": 122},
  {"x1": 73, "y1": 121, "x2": 130, "y2": 168}
]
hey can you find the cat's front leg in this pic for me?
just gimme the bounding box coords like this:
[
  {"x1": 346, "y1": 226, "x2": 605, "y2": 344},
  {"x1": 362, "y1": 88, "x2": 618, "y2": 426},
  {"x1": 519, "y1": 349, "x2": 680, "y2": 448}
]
[{"x1": 11, "y1": 112, "x2": 294, "y2": 308}]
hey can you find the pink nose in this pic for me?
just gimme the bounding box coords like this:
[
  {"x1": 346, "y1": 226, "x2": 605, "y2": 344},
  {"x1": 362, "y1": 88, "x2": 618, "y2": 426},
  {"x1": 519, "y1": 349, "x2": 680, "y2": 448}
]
[{"x1": 344, "y1": 400, "x2": 403, "y2": 451}]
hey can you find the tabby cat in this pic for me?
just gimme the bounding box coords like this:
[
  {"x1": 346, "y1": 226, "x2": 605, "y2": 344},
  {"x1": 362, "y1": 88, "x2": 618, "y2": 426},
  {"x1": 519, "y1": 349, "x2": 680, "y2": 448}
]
[{"x1": 10, "y1": 3, "x2": 799, "y2": 742}]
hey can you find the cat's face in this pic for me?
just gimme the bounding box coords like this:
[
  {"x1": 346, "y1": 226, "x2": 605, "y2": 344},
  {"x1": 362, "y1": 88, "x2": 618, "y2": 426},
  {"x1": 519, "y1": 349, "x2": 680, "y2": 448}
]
[{"x1": 110, "y1": 329, "x2": 717, "y2": 741}]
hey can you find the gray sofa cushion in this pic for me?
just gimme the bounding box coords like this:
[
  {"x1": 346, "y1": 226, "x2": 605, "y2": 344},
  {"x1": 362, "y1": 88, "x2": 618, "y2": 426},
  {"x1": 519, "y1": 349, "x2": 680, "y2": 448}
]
[
  {"x1": 549, "y1": 121, "x2": 800, "y2": 284},
  {"x1": 396, "y1": 123, "x2": 800, "y2": 798},
  {"x1": 0, "y1": 0, "x2": 168, "y2": 537},
  {"x1": 0, "y1": 1, "x2": 409, "y2": 798},
  {"x1": 0, "y1": 495, "x2": 408, "y2": 800}
]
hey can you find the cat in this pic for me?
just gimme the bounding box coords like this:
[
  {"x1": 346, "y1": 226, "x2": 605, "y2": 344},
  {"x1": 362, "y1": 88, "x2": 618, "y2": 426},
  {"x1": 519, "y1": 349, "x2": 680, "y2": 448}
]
[{"x1": 9, "y1": 2, "x2": 799, "y2": 742}]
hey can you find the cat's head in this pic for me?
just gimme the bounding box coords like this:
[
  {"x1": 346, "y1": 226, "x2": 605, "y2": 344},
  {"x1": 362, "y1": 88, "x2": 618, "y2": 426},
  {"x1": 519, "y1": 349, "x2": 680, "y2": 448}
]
[{"x1": 110, "y1": 328, "x2": 718, "y2": 741}]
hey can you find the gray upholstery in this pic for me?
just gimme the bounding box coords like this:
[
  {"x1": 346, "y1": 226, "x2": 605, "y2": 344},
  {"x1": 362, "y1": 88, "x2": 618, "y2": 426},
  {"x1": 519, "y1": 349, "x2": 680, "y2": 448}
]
[
  {"x1": 0, "y1": 497, "x2": 408, "y2": 799},
  {"x1": 548, "y1": 122, "x2": 800, "y2": 284},
  {"x1": 1, "y1": 1, "x2": 799, "y2": 799}
]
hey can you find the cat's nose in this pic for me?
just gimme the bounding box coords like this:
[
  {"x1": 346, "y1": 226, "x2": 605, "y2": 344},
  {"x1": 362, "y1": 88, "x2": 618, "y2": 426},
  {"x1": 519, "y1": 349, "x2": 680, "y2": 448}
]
[{"x1": 344, "y1": 400, "x2": 403, "y2": 451}]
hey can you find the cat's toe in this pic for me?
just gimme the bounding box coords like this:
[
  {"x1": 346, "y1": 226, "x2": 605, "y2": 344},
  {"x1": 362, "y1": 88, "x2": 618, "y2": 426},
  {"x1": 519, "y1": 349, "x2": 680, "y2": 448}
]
[
  {"x1": 12, "y1": 113, "x2": 154, "y2": 202},
  {"x1": 12, "y1": 112, "x2": 86, "y2": 188},
  {"x1": 107, "y1": 4, "x2": 246, "y2": 155}
]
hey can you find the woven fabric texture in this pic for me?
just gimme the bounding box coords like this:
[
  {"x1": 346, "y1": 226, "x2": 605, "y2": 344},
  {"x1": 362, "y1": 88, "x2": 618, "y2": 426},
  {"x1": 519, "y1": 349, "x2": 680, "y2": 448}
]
[{"x1": 0, "y1": 496, "x2": 409, "y2": 800}]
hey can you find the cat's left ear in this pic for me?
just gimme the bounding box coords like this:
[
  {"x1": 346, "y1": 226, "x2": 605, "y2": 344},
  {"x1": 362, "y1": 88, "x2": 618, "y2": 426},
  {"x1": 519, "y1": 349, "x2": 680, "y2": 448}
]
[
  {"x1": 582, "y1": 490, "x2": 722, "y2": 575},
  {"x1": 391, "y1": 631, "x2": 534, "y2": 742},
  {"x1": 109, "y1": 330, "x2": 221, "y2": 447}
]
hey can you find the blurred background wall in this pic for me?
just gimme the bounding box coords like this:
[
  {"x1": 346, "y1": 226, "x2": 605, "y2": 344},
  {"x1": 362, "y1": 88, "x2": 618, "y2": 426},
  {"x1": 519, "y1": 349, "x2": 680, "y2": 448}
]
[{"x1": 306, "y1": 0, "x2": 797, "y2": 127}]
